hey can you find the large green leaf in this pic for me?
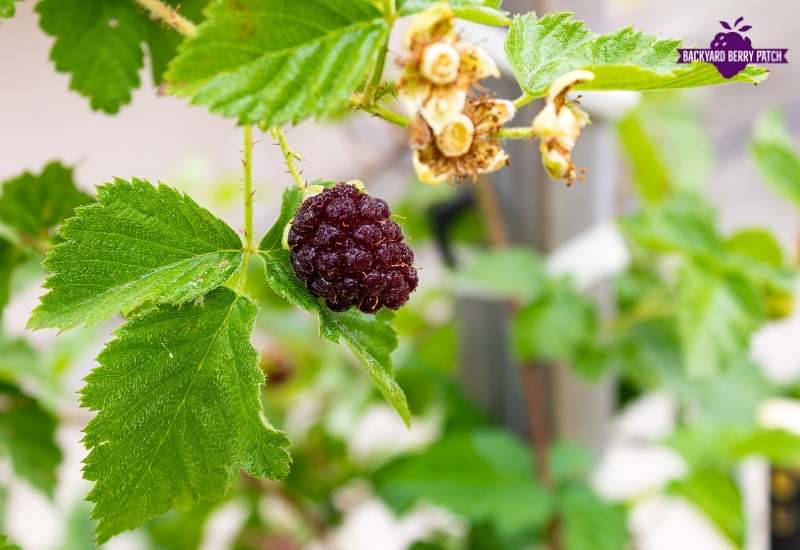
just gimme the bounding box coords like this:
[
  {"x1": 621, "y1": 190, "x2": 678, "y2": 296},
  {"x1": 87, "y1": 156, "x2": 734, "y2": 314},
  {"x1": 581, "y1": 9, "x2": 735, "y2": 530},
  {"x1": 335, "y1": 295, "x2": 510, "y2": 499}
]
[
  {"x1": 512, "y1": 281, "x2": 596, "y2": 364},
  {"x1": 258, "y1": 188, "x2": 409, "y2": 424},
  {"x1": 677, "y1": 267, "x2": 762, "y2": 377},
  {"x1": 397, "y1": 0, "x2": 511, "y2": 26},
  {"x1": 669, "y1": 470, "x2": 743, "y2": 545},
  {"x1": 82, "y1": 287, "x2": 290, "y2": 543},
  {"x1": 28, "y1": 178, "x2": 243, "y2": 331},
  {"x1": 37, "y1": 0, "x2": 148, "y2": 113},
  {"x1": 0, "y1": 383, "x2": 62, "y2": 496},
  {"x1": 559, "y1": 485, "x2": 627, "y2": 550},
  {"x1": 375, "y1": 430, "x2": 551, "y2": 535},
  {"x1": 454, "y1": 247, "x2": 546, "y2": 302},
  {"x1": 617, "y1": 94, "x2": 713, "y2": 202},
  {"x1": 166, "y1": 0, "x2": 390, "y2": 125},
  {"x1": 0, "y1": 162, "x2": 92, "y2": 239},
  {"x1": 146, "y1": 0, "x2": 209, "y2": 85},
  {"x1": 751, "y1": 108, "x2": 800, "y2": 207},
  {"x1": 505, "y1": 13, "x2": 767, "y2": 98}
]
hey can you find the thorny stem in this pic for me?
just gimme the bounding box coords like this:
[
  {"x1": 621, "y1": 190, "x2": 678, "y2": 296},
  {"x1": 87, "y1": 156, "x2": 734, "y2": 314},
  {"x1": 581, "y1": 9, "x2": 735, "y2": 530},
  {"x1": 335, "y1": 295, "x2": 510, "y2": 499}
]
[
  {"x1": 235, "y1": 126, "x2": 255, "y2": 293},
  {"x1": 360, "y1": 102, "x2": 412, "y2": 127},
  {"x1": 271, "y1": 127, "x2": 306, "y2": 189},
  {"x1": 134, "y1": 0, "x2": 198, "y2": 37}
]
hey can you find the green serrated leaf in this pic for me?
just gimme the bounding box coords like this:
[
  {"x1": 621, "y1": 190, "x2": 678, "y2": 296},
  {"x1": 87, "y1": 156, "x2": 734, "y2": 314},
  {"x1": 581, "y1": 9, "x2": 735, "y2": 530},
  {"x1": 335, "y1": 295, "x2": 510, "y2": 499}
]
[
  {"x1": 398, "y1": 0, "x2": 511, "y2": 26},
  {"x1": 505, "y1": 12, "x2": 767, "y2": 98},
  {"x1": 0, "y1": 239, "x2": 19, "y2": 317},
  {"x1": 512, "y1": 281, "x2": 596, "y2": 364},
  {"x1": 559, "y1": 485, "x2": 627, "y2": 550},
  {"x1": 261, "y1": 249, "x2": 409, "y2": 424},
  {"x1": 259, "y1": 187, "x2": 303, "y2": 252},
  {"x1": 82, "y1": 287, "x2": 290, "y2": 543},
  {"x1": 257, "y1": 188, "x2": 409, "y2": 424},
  {"x1": 375, "y1": 429, "x2": 552, "y2": 535},
  {"x1": 677, "y1": 267, "x2": 762, "y2": 377},
  {"x1": 29, "y1": 178, "x2": 243, "y2": 331},
  {"x1": 146, "y1": 0, "x2": 209, "y2": 85},
  {"x1": 0, "y1": 383, "x2": 62, "y2": 497},
  {"x1": 0, "y1": 162, "x2": 92, "y2": 239},
  {"x1": 669, "y1": 470, "x2": 743, "y2": 544},
  {"x1": 166, "y1": 0, "x2": 389, "y2": 125},
  {"x1": 37, "y1": 0, "x2": 148, "y2": 113},
  {"x1": 0, "y1": 0, "x2": 19, "y2": 20},
  {"x1": 751, "y1": 108, "x2": 800, "y2": 207},
  {"x1": 454, "y1": 247, "x2": 545, "y2": 302}
]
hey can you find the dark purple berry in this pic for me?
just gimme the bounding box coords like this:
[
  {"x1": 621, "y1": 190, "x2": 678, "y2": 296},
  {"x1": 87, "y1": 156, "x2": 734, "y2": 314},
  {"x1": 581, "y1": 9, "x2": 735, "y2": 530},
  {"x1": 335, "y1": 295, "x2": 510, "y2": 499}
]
[
  {"x1": 288, "y1": 183, "x2": 417, "y2": 313},
  {"x1": 353, "y1": 223, "x2": 382, "y2": 246},
  {"x1": 380, "y1": 220, "x2": 403, "y2": 241}
]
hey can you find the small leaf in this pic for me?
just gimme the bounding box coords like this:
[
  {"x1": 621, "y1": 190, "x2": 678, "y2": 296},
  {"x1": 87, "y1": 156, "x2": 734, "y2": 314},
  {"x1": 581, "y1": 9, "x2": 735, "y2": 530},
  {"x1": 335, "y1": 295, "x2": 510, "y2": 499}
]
[
  {"x1": 677, "y1": 266, "x2": 762, "y2": 377},
  {"x1": 454, "y1": 247, "x2": 546, "y2": 302},
  {"x1": 29, "y1": 178, "x2": 243, "y2": 331},
  {"x1": 258, "y1": 188, "x2": 409, "y2": 423},
  {"x1": 512, "y1": 281, "x2": 596, "y2": 364},
  {"x1": 0, "y1": 0, "x2": 19, "y2": 20},
  {"x1": 259, "y1": 187, "x2": 303, "y2": 252},
  {"x1": 0, "y1": 161, "x2": 92, "y2": 239},
  {"x1": 82, "y1": 287, "x2": 290, "y2": 543},
  {"x1": 37, "y1": 0, "x2": 148, "y2": 113},
  {"x1": 669, "y1": 470, "x2": 743, "y2": 544},
  {"x1": 559, "y1": 485, "x2": 627, "y2": 550},
  {"x1": 726, "y1": 229, "x2": 784, "y2": 267},
  {"x1": 720, "y1": 20, "x2": 731, "y2": 30},
  {"x1": 0, "y1": 238, "x2": 20, "y2": 317},
  {"x1": 0, "y1": 383, "x2": 62, "y2": 496},
  {"x1": 739, "y1": 25, "x2": 751, "y2": 32},
  {"x1": 397, "y1": 0, "x2": 511, "y2": 26},
  {"x1": 734, "y1": 16, "x2": 744, "y2": 27},
  {"x1": 375, "y1": 429, "x2": 552, "y2": 535},
  {"x1": 505, "y1": 13, "x2": 767, "y2": 98},
  {"x1": 166, "y1": 0, "x2": 390, "y2": 125},
  {"x1": 751, "y1": 109, "x2": 800, "y2": 207}
]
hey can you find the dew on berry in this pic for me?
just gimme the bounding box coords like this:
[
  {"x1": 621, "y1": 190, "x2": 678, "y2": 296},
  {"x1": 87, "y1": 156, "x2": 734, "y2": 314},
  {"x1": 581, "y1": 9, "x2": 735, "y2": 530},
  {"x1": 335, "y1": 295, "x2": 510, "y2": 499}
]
[{"x1": 288, "y1": 183, "x2": 418, "y2": 313}]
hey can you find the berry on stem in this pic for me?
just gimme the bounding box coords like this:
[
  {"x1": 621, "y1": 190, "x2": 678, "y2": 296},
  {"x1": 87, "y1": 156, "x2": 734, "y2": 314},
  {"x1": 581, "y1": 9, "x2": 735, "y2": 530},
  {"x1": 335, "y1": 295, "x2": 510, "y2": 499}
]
[{"x1": 287, "y1": 183, "x2": 417, "y2": 313}]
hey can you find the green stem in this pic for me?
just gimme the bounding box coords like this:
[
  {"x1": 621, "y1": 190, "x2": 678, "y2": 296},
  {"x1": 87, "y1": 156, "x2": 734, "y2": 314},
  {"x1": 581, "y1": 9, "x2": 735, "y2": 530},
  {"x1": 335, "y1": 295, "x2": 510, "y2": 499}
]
[
  {"x1": 382, "y1": 0, "x2": 396, "y2": 18},
  {"x1": 360, "y1": 103, "x2": 411, "y2": 127},
  {"x1": 242, "y1": 125, "x2": 255, "y2": 251},
  {"x1": 363, "y1": 0, "x2": 395, "y2": 105},
  {"x1": 513, "y1": 93, "x2": 536, "y2": 110},
  {"x1": 134, "y1": 0, "x2": 198, "y2": 37},
  {"x1": 495, "y1": 126, "x2": 536, "y2": 140},
  {"x1": 271, "y1": 127, "x2": 306, "y2": 189}
]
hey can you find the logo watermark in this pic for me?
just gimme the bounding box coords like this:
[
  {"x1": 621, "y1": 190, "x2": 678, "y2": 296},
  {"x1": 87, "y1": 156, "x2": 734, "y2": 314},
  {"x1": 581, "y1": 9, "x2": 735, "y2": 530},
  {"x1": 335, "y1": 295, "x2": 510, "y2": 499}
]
[{"x1": 677, "y1": 17, "x2": 788, "y2": 78}]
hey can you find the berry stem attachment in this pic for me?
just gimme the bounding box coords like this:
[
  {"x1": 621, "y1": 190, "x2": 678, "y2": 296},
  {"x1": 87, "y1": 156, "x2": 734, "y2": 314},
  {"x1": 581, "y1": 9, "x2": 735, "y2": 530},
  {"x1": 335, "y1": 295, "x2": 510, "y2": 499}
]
[
  {"x1": 360, "y1": 102, "x2": 412, "y2": 127},
  {"x1": 271, "y1": 127, "x2": 306, "y2": 190},
  {"x1": 134, "y1": 0, "x2": 198, "y2": 37}
]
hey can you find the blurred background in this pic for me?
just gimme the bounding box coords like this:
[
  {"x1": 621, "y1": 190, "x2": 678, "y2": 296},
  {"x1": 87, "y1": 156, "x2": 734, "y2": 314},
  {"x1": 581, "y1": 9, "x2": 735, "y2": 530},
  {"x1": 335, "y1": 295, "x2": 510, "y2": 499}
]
[{"x1": 1, "y1": 0, "x2": 800, "y2": 549}]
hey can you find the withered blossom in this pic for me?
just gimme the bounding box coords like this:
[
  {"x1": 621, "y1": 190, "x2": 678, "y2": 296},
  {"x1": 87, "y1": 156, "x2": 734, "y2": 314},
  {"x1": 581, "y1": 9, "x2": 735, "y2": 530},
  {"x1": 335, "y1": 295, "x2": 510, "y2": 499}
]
[
  {"x1": 398, "y1": 3, "x2": 500, "y2": 133},
  {"x1": 411, "y1": 97, "x2": 515, "y2": 184},
  {"x1": 532, "y1": 70, "x2": 594, "y2": 185}
]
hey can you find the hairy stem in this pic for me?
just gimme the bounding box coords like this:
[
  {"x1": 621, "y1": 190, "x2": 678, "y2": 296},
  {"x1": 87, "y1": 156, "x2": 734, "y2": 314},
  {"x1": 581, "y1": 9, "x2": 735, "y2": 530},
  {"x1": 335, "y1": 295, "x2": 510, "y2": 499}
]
[
  {"x1": 242, "y1": 125, "x2": 255, "y2": 252},
  {"x1": 135, "y1": 0, "x2": 198, "y2": 37},
  {"x1": 271, "y1": 127, "x2": 306, "y2": 189}
]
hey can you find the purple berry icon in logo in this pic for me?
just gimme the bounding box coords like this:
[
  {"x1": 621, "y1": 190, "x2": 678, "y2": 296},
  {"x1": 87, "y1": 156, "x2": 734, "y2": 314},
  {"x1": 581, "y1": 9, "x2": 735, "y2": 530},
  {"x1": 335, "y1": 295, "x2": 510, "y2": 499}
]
[{"x1": 709, "y1": 16, "x2": 753, "y2": 78}]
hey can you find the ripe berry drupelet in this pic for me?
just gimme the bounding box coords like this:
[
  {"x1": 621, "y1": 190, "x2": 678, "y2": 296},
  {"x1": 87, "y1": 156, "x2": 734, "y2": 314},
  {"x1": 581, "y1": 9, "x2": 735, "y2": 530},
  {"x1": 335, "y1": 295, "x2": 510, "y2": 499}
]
[{"x1": 288, "y1": 183, "x2": 418, "y2": 313}]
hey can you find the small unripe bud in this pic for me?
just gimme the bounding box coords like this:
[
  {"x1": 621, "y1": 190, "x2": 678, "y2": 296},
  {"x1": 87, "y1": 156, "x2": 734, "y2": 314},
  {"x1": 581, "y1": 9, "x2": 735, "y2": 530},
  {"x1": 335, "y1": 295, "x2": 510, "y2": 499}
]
[
  {"x1": 436, "y1": 114, "x2": 475, "y2": 157},
  {"x1": 421, "y1": 42, "x2": 461, "y2": 85}
]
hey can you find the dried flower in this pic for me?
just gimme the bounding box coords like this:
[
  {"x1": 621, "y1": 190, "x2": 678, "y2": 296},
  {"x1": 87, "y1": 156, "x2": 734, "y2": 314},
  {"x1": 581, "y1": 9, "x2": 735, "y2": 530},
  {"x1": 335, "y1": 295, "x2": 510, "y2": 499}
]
[
  {"x1": 399, "y1": 3, "x2": 500, "y2": 133},
  {"x1": 533, "y1": 70, "x2": 594, "y2": 185},
  {"x1": 411, "y1": 97, "x2": 515, "y2": 184}
]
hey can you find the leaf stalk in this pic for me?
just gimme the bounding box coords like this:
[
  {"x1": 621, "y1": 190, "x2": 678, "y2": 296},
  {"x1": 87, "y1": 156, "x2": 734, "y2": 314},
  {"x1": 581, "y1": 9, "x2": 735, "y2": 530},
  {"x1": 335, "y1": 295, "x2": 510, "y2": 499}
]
[
  {"x1": 271, "y1": 127, "x2": 306, "y2": 190},
  {"x1": 134, "y1": 0, "x2": 198, "y2": 37}
]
